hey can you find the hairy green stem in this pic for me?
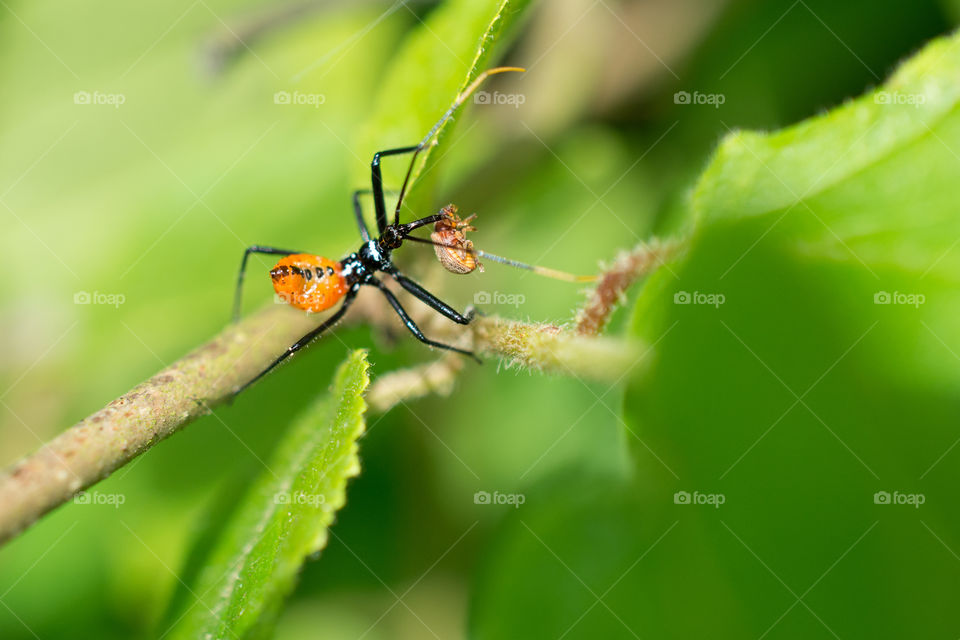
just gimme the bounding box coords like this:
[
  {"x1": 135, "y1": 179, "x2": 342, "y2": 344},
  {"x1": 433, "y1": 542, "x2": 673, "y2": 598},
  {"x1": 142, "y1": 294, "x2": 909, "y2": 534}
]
[
  {"x1": 0, "y1": 305, "x2": 322, "y2": 546},
  {"x1": 0, "y1": 298, "x2": 643, "y2": 546}
]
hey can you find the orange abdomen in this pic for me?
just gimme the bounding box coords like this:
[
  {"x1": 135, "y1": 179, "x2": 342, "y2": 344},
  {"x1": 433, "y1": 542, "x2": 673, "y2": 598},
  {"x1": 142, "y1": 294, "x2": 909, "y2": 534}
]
[{"x1": 271, "y1": 254, "x2": 348, "y2": 313}]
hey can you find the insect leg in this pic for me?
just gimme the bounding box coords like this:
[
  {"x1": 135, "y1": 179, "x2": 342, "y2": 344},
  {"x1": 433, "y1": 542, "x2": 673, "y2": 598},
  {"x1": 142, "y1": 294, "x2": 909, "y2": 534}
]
[
  {"x1": 234, "y1": 289, "x2": 357, "y2": 395},
  {"x1": 372, "y1": 278, "x2": 480, "y2": 362},
  {"x1": 352, "y1": 188, "x2": 403, "y2": 241},
  {"x1": 370, "y1": 146, "x2": 418, "y2": 234},
  {"x1": 351, "y1": 190, "x2": 372, "y2": 242},
  {"x1": 233, "y1": 245, "x2": 303, "y2": 322},
  {"x1": 397, "y1": 212, "x2": 445, "y2": 235},
  {"x1": 391, "y1": 67, "x2": 525, "y2": 227},
  {"x1": 387, "y1": 269, "x2": 474, "y2": 324}
]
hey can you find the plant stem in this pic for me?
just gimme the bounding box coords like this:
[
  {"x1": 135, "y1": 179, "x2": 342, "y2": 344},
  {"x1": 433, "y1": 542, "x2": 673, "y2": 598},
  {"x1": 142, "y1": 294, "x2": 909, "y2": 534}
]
[
  {"x1": 0, "y1": 304, "x2": 321, "y2": 546},
  {"x1": 576, "y1": 237, "x2": 684, "y2": 335},
  {"x1": 0, "y1": 299, "x2": 642, "y2": 546}
]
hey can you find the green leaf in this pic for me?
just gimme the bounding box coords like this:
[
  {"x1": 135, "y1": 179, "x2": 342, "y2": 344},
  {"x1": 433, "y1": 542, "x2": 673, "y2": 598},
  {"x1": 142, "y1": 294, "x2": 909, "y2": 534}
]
[
  {"x1": 469, "y1": 474, "x2": 743, "y2": 640},
  {"x1": 355, "y1": 0, "x2": 532, "y2": 217},
  {"x1": 618, "y1": 31, "x2": 960, "y2": 638},
  {"x1": 163, "y1": 350, "x2": 370, "y2": 640}
]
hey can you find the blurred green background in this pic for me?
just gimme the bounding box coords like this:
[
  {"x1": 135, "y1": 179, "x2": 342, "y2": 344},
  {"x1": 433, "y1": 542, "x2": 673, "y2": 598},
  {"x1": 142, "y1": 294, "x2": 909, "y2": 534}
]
[{"x1": 1, "y1": 0, "x2": 958, "y2": 638}]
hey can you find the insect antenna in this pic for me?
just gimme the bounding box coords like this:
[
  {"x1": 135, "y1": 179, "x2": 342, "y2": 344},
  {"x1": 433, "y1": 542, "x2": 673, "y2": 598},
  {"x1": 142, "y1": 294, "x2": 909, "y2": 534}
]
[
  {"x1": 404, "y1": 235, "x2": 598, "y2": 283},
  {"x1": 392, "y1": 66, "x2": 526, "y2": 226}
]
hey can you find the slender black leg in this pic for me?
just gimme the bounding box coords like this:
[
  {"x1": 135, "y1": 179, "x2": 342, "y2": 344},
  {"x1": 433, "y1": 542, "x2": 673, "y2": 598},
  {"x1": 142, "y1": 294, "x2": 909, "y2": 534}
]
[
  {"x1": 391, "y1": 144, "x2": 427, "y2": 227},
  {"x1": 379, "y1": 67, "x2": 525, "y2": 228},
  {"x1": 234, "y1": 289, "x2": 357, "y2": 395},
  {"x1": 397, "y1": 212, "x2": 445, "y2": 235},
  {"x1": 351, "y1": 190, "x2": 372, "y2": 242},
  {"x1": 370, "y1": 146, "x2": 418, "y2": 233},
  {"x1": 387, "y1": 269, "x2": 474, "y2": 324},
  {"x1": 233, "y1": 245, "x2": 303, "y2": 322},
  {"x1": 352, "y1": 188, "x2": 402, "y2": 241},
  {"x1": 372, "y1": 279, "x2": 480, "y2": 362}
]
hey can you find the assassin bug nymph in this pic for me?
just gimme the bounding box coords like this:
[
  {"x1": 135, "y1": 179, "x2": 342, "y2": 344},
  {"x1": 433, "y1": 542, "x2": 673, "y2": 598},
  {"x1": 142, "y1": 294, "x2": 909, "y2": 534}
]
[{"x1": 232, "y1": 67, "x2": 593, "y2": 394}]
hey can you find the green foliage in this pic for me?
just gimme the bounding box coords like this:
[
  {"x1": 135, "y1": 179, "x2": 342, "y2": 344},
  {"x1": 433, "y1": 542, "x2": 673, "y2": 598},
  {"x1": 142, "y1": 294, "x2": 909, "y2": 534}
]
[
  {"x1": 2, "y1": 1, "x2": 957, "y2": 638},
  {"x1": 163, "y1": 350, "x2": 370, "y2": 640},
  {"x1": 469, "y1": 25, "x2": 960, "y2": 640},
  {"x1": 356, "y1": 0, "x2": 532, "y2": 216},
  {"x1": 158, "y1": 2, "x2": 534, "y2": 634},
  {"x1": 623, "y1": 30, "x2": 960, "y2": 638}
]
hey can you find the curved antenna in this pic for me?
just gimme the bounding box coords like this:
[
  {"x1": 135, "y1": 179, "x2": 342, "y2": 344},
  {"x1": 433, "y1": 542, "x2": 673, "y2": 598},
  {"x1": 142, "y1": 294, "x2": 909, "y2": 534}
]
[
  {"x1": 392, "y1": 66, "x2": 526, "y2": 227},
  {"x1": 404, "y1": 235, "x2": 598, "y2": 283}
]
